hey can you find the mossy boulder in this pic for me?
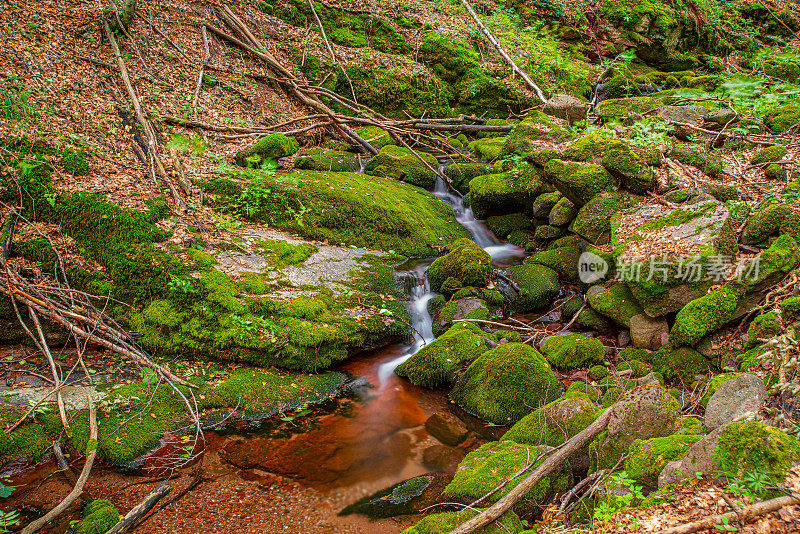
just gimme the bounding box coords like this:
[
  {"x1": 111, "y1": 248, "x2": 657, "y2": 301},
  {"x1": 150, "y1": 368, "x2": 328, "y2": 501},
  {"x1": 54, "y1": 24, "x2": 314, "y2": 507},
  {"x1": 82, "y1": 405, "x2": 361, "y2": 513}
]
[
  {"x1": 648, "y1": 345, "x2": 709, "y2": 384},
  {"x1": 669, "y1": 146, "x2": 722, "y2": 178},
  {"x1": 549, "y1": 197, "x2": 578, "y2": 226},
  {"x1": 294, "y1": 148, "x2": 360, "y2": 172},
  {"x1": 543, "y1": 159, "x2": 615, "y2": 206},
  {"x1": 431, "y1": 297, "x2": 489, "y2": 337},
  {"x1": 571, "y1": 191, "x2": 639, "y2": 244},
  {"x1": 751, "y1": 145, "x2": 788, "y2": 165},
  {"x1": 395, "y1": 324, "x2": 489, "y2": 387},
  {"x1": 501, "y1": 111, "x2": 572, "y2": 156},
  {"x1": 562, "y1": 134, "x2": 614, "y2": 162},
  {"x1": 765, "y1": 163, "x2": 787, "y2": 181},
  {"x1": 742, "y1": 234, "x2": 800, "y2": 291},
  {"x1": 588, "y1": 282, "x2": 643, "y2": 328},
  {"x1": 743, "y1": 202, "x2": 791, "y2": 245},
  {"x1": 539, "y1": 334, "x2": 605, "y2": 370},
  {"x1": 532, "y1": 191, "x2": 562, "y2": 218},
  {"x1": 595, "y1": 97, "x2": 662, "y2": 121},
  {"x1": 443, "y1": 441, "x2": 571, "y2": 509},
  {"x1": 364, "y1": 145, "x2": 438, "y2": 189},
  {"x1": 340, "y1": 475, "x2": 438, "y2": 518},
  {"x1": 601, "y1": 140, "x2": 656, "y2": 194},
  {"x1": 468, "y1": 167, "x2": 547, "y2": 219},
  {"x1": 625, "y1": 433, "x2": 703, "y2": 488},
  {"x1": 504, "y1": 264, "x2": 560, "y2": 312},
  {"x1": 353, "y1": 126, "x2": 396, "y2": 149},
  {"x1": 73, "y1": 499, "x2": 121, "y2": 534},
  {"x1": 444, "y1": 163, "x2": 494, "y2": 194},
  {"x1": 486, "y1": 213, "x2": 531, "y2": 239},
  {"x1": 592, "y1": 384, "x2": 682, "y2": 469},
  {"x1": 716, "y1": 420, "x2": 800, "y2": 481},
  {"x1": 235, "y1": 133, "x2": 299, "y2": 167},
  {"x1": 669, "y1": 284, "x2": 744, "y2": 347},
  {"x1": 616, "y1": 359, "x2": 649, "y2": 378},
  {"x1": 450, "y1": 343, "x2": 562, "y2": 425},
  {"x1": 528, "y1": 243, "x2": 582, "y2": 281},
  {"x1": 402, "y1": 507, "x2": 525, "y2": 534},
  {"x1": 427, "y1": 239, "x2": 491, "y2": 292},
  {"x1": 745, "y1": 311, "x2": 781, "y2": 350},
  {"x1": 468, "y1": 137, "x2": 507, "y2": 160},
  {"x1": 765, "y1": 105, "x2": 800, "y2": 134}
]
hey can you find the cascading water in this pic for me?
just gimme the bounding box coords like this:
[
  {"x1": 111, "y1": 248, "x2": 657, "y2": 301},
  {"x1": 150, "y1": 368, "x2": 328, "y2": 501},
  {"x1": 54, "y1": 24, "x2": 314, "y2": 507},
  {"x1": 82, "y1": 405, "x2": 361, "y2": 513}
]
[{"x1": 376, "y1": 164, "x2": 526, "y2": 386}]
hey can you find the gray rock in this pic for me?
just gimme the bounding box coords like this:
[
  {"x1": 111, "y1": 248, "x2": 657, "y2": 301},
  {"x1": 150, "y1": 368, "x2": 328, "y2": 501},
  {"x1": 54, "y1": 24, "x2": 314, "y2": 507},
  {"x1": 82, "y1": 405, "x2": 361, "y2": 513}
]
[
  {"x1": 543, "y1": 94, "x2": 589, "y2": 124},
  {"x1": 629, "y1": 313, "x2": 669, "y2": 350},
  {"x1": 425, "y1": 413, "x2": 468, "y2": 446},
  {"x1": 704, "y1": 108, "x2": 738, "y2": 126},
  {"x1": 705, "y1": 373, "x2": 767, "y2": 432},
  {"x1": 658, "y1": 427, "x2": 723, "y2": 488},
  {"x1": 657, "y1": 105, "x2": 708, "y2": 124}
]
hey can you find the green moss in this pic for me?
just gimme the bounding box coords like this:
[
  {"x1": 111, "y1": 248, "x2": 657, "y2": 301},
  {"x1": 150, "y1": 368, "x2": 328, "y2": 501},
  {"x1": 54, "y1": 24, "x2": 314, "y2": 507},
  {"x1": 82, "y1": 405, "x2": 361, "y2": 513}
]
[
  {"x1": 588, "y1": 282, "x2": 643, "y2": 328},
  {"x1": 0, "y1": 406, "x2": 53, "y2": 468},
  {"x1": 743, "y1": 234, "x2": 800, "y2": 289},
  {"x1": 443, "y1": 163, "x2": 494, "y2": 195},
  {"x1": 745, "y1": 311, "x2": 781, "y2": 350},
  {"x1": 61, "y1": 149, "x2": 91, "y2": 176},
  {"x1": 781, "y1": 296, "x2": 800, "y2": 317},
  {"x1": 617, "y1": 359, "x2": 649, "y2": 378},
  {"x1": 235, "y1": 133, "x2": 299, "y2": 167},
  {"x1": 468, "y1": 137, "x2": 507, "y2": 160},
  {"x1": 527, "y1": 147, "x2": 562, "y2": 167},
  {"x1": 744, "y1": 202, "x2": 791, "y2": 244},
  {"x1": 566, "y1": 381, "x2": 602, "y2": 403},
  {"x1": 402, "y1": 507, "x2": 524, "y2": 534},
  {"x1": 395, "y1": 325, "x2": 489, "y2": 387},
  {"x1": 709, "y1": 185, "x2": 739, "y2": 202},
  {"x1": 540, "y1": 334, "x2": 605, "y2": 370},
  {"x1": 595, "y1": 97, "x2": 662, "y2": 121},
  {"x1": 670, "y1": 146, "x2": 722, "y2": 178},
  {"x1": 528, "y1": 244, "x2": 581, "y2": 281},
  {"x1": 717, "y1": 420, "x2": 800, "y2": 481},
  {"x1": 625, "y1": 434, "x2": 703, "y2": 487},
  {"x1": 543, "y1": 159, "x2": 615, "y2": 206},
  {"x1": 562, "y1": 134, "x2": 613, "y2": 162},
  {"x1": 505, "y1": 264, "x2": 560, "y2": 312},
  {"x1": 254, "y1": 239, "x2": 318, "y2": 268},
  {"x1": 765, "y1": 163, "x2": 787, "y2": 181},
  {"x1": 450, "y1": 343, "x2": 562, "y2": 425},
  {"x1": 669, "y1": 284, "x2": 744, "y2": 347},
  {"x1": 649, "y1": 345, "x2": 709, "y2": 384},
  {"x1": 501, "y1": 112, "x2": 572, "y2": 157},
  {"x1": 341, "y1": 475, "x2": 433, "y2": 518},
  {"x1": 294, "y1": 148, "x2": 359, "y2": 172},
  {"x1": 206, "y1": 169, "x2": 468, "y2": 257},
  {"x1": 548, "y1": 197, "x2": 578, "y2": 226},
  {"x1": 589, "y1": 364, "x2": 609, "y2": 381},
  {"x1": 752, "y1": 145, "x2": 788, "y2": 165},
  {"x1": 571, "y1": 191, "x2": 636, "y2": 244},
  {"x1": 601, "y1": 140, "x2": 656, "y2": 194},
  {"x1": 765, "y1": 105, "x2": 800, "y2": 134},
  {"x1": 504, "y1": 393, "x2": 599, "y2": 449},
  {"x1": 74, "y1": 499, "x2": 120, "y2": 534},
  {"x1": 468, "y1": 167, "x2": 546, "y2": 219},
  {"x1": 700, "y1": 372, "x2": 742, "y2": 406},
  {"x1": 364, "y1": 145, "x2": 438, "y2": 189},
  {"x1": 486, "y1": 213, "x2": 531, "y2": 239},
  {"x1": 427, "y1": 239, "x2": 491, "y2": 292},
  {"x1": 353, "y1": 126, "x2": 395, "y2": 149}
]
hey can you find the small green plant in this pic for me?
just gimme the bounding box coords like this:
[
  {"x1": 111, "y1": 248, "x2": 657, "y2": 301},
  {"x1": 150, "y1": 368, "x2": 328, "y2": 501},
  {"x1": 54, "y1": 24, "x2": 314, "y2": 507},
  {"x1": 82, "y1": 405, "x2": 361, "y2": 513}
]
[
  {"x1": 626, "y1": 119, "x2": 675, "y2": 147},
  {"x1": 231, "y1": 314, "x2": 276, "y2": 335},
  {"x1": 593, "y1": 471, "x2": 644, "y2": 521},
  {"x1": 140, "y1": 367, "x2": 158, "y2": 386},
  {"x1": 167, "y1": 275, "x2": 194, "y2": 295},
  {"x1": 724, "y1": 469, "x2": 773, "y2": 501},
  {"x1": 0, "y1": 483, "x2": 15, "y2": 498},
  {"x1": 0, "y1": 77, "x2": 36, "y2": 125},
  {"x1": 713, "y1": 516, "x2": 738, "y2": 531},
  {"x1": 0, "y1": 510, "x2": 19, "y2": 532}
]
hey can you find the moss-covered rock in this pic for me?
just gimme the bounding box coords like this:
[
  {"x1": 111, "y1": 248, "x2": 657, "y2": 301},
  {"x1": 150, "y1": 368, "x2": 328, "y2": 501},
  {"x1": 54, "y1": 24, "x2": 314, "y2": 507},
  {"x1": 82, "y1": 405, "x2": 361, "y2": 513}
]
[
  {"x1": 669, "y1": 284, "x2": 744, "y2": 347},
  {"x1": 648, "y1": 345, "x2": 710, "y2": 384},
  {"x1": 716, "y1": 420, "x2": 800, "y2": 481},
  {"x1": 544, "y1": 159, "x2": 616, "y2": 206},
  {"x1": 670, "y1": 146, "x2": 722, "y2": 178},
  {"x1": 353, "y1": 126, "x2": 395, "y2": 149},
  {"x1": 61, "y1": 149, "x2": 91, "y2": 176},
  {"x1": 468, "y1": 137, "x2": 506, "y2": 160},
  {"x1": 294, "y1": 148, "x2": 360, "y2": 172},
  {"x1": 588, "y1": 282, "x2": 643, "y2": 328},
  {"x1": 540, "y1": 334, "x2": 605, "y2": 370},
  {"x1": 743, "y1": 202, "x2": 791, "y2": 244},
  {"x1": 402, "y1": 507, "x2": 524, "y2": 534},
  {"x1": 364, "y1": 145, "x2": 438, "y2": 189},
  {"x1": 531, "y1": 191, "x2": 562, "y2": 218},
  {"x1": 549, "y1": 197, "x2": 578, "y2": 226},
  {"x1": 528, "y1": 243, "x2": 581, "y2": 281},
  {"x1": 501, "y1": 111, "x2": 572, "y2": 156},
  {"x1": 468, "y1": 167, "x2": 547, "y2": 219},
  {"x1": 504, "y1": 264, "x2": 560, "y2": 312},
  {"x1": 427, "y1": 239, "x2": 491, "y2": 292},
  {"x1": 601, "y1": 140, "x2": 656, "y2": 194},
  {"x1": 617, "y1": 359, "x2": 649, "y2": 378},
  {"x1": 571, "y1": 191, "x2": 639, "y2": 244},
  {"x1": 340, "y1": 475, "x2": 437, "y2": 518},
  {"x1": 625, "y1": 433, "x2": 703, "y2": 488},
  {"x1": 595, "y1": 97, "x2": 663, "y2": 121},
  {"x1": 765, "y1": 105, "x2": 800, "y2": 134},
  {"x1": 709, "y1": 184, "x2": 739, "y2": 202},
  {"x1": 751, "y1": 145, "x2": 788, "y2": 165},
  {"x1": 395, "y1": 323, "x2": 489, "y2": 387},
  {"x1": 745, "y1": 311, "x2": 781, "y2": 350},
  {"x1": 562, "y1": 133, "x2": 613, "y2": 162},
  {"x1": 73, "y1": 499, "x2": 121, "y2": 534},
  {"x1": 742, "y1": 234, "x2": 800, "y2": 291},
  {"x1": 765, "y1": 163, "x2": 787, "y2": 181},
  {"x1": 444, "y1": 163, "x2": 494, "y2": 195},
  {"x1": 443, "y1": 441, "x2": 571, "y2": 509},
  {"x1": 235, "y1": 133, "x2": 299, "y2": 167},
  {"x1": 450, "y1": 343, "x2": 562, "y2": 425},
  {"x1": 486, "y1": 213, "x2": 531, "y2": 239}
]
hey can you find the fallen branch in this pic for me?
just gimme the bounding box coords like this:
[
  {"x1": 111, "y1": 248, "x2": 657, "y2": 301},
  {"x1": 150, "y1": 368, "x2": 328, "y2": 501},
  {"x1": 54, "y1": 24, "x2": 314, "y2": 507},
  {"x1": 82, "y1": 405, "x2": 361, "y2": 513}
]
[
  {"x1": 458, "y1": 0, "x2": 546, "y2": 102},
  {"x1": 447, "y1": 404, "x2": 616, "y2": 534},
  {"x1": 653, "y1": 495, "x2": 800, "y2": 534},
  {"x1": 21, "y1": 395, "x2": 97, "y2": 534},
  {"x1": 191, "y1": 25, "x2": 210, "y2": 108},
  {"x1": 106, "y1": 482, "x2": 172, "y2": 534}
]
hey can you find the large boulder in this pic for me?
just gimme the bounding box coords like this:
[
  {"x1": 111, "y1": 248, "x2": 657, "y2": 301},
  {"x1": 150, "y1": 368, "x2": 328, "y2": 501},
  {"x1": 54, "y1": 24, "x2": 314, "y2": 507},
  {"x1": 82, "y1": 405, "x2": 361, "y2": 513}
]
[
  {"x1": 450, "y1": 343, "x2": 562, "y2": 425},
  {"x1": 669, "y1": 284, "x2": 744, "y2": 347},
  {"x1": 443, "y1": 163, "x2": 494, "y2": 195},
  {"x1": 427, "y1": 239, "x2": 491, "y2": 293},
  {"x1": 539, "y1": 333, "x2": 605, "y2": 370},
  {"x1": 235, "y1": 133, "x2": 299, "y2": 167},
  {"x1": 504, "y1": 264, "x2": 560, "y2": 312},
  {"x1": 704, "y1": 373, "x2": 767, "y2": 432},
  {"x1": 364, "y1": 145, "x2": 438, "y2": 189},
  {"x1": 425, "y1": 413, "x2": 469, "y2": 446},
  {"x1": 543, "y1": 94, "x2": 589, "y2": 124},
  {"x1": 600, "y1": 140, "x2": 656, "y2": 194},
  {"x1": 570, "y1": 191, "x2": 640, "y2": 244},
  {"x1": 501, "y1": 111, "x2": 572, "y2": 157},
  {"x1": 543, "y1": 159, "x2": 616, "y2": 206},
  {"x1": 468, "y1": 167, "x2": 547, "y2": 219},
  {"x1": 294, "y1": 148, "x2": 360, "y2": 172}
]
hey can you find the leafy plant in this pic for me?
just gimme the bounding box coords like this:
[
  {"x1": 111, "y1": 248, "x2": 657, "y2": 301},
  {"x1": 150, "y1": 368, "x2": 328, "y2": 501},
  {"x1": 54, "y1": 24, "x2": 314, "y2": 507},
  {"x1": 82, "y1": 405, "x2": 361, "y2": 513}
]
[
  {"x1": 593, "y1": 471, "x2": 645, "y2": 521},
  {"x1": 0, "y1": 77, "x2": 36, "y2": 125},
  {"x1": 626, "y1": 119, "x2": 675, "y2": 147},
  {"x1": 0, "y1": 483, "x2": 15, "y2": 499},
  {"x1": 714, "y1": 516, "x2": 738, "y2": 531},
  {"x1": 168, "y1": 275, "x2": 194, "y2": 295},
  {"x1": 0, "y1": 510, "x2": 19, "y2": 532},
  {"x1": 140, "y1": 367, "x2": 158, "y2": 386}
]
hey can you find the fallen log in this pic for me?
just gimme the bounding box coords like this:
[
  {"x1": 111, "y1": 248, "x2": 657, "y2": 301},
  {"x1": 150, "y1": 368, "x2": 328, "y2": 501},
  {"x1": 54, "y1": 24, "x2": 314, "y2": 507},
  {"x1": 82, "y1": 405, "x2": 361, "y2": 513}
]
[
  {"x1": 106, "y1": 482, "x2": 172, "y2": 534},
  {"x1": 654, "y1": 495, "x2": 800, "y2": 534}
]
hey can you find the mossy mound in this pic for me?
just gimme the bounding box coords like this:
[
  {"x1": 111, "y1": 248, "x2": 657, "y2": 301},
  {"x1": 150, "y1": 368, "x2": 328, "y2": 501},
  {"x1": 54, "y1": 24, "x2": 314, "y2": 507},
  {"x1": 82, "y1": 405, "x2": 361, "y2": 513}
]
[
  {"x1": 528, "y1": 243, "x2": 581, "y2": 281},
  {"x1": 562, "y1": 133, "x2": 613, "y2": 162},
  {"x1": 648, "y1": 345, "x2": 709, "y2": 385},
  {"x1": 444, "y1": 163, "x2": 494, "y2": 195},
  {"x1": 402, "y1": 507, "x2": 524, "y2": 534},
  {"x1": 61, "y1": 149, "x2": 91, "y2": 176},
  {"x1": 395, "y1": 324, "x2": 489, "y2": 387},
  {"x1": 670, "y1": 146, "x2": 722, "y2": 178},
  {"x1": 543, "y1": 159, "x2": 615, "y2": 206},
  {"x1": 501, "y1": 111, "x2": 572, "y2": 156},
  {"x1": 549, "y1": 197, "x2": 578, "y2": 226},
  {"x1": 73, "y1": 499, "x2": 121, "y2": 534},
  {"x1": 532, "y1": 191, "x2": 562, "y2": 218},
  {"x1": 588, "y1": 282, "x2": 643, "y2": 328},
  {"x1": 539, "y1": 334, "x2": 605, "y2": 370},
  {"x1": 601, "y1": 140, "x2": 656, "y2": 194},
  {"x1": 294, "y1": 148, "x2": 360, "y2": 172},
  {"x1": 571, "y1": 191, "x2": 638, "y2": 244},
  {"x1": 364, "y1": 145, "x2": 438, "y2": 189},
  {"x1": 486, "y1": 213, "x2": 531, "y2": 239},
  {"x1": 235, "y1": 133, "x2": 299, "y2": 167},
  {"x1": 743, "y1": 234, "x2": 800, "y2": 290},
  {"x1": 669, "y1": 284, "x2": 744, "y2": 347},
  {"x1": 616, "y1": 359, "x2": 649, "y2": 378},
  {"x1": 468, "y1": 137, "x2": 507, "y2": 160},
  {"x1": 0, "y1": 405, "x2": 53, "y2": 468},
  {"x1": 207, "y1": 169, "x2": 469, "y2": 257},
  {"x1": 717, "y1": 420, "x2": 800, "y2": 481},
  {"x1": 595, "y1": 97, "x2": 662, "y2": 121},
  {"x1": 625, "y1": 433, "x2": 703, "y2": 488},
  {"x1": 503, "y1": 393, "x2": 599, "y2": 449},
  {"x1": 765, "y1": 105, "x2": 800, "y2": 134},
  {"x1": 751, "y1": 145, "x2": 788, "y2": 165},
  {"x1": 745, "y1": 311, "x2": 781, "y2": 350},
  {"x1": 468, "y1": 167, "x2": 547, "y2": 219},
  {"x1": 450, "y1": 343, "x2": 562, "y2": 425},
  {"x1": 504, "y1": 264, "x2": 560, "y2": 313},
  {"x1": 743, "y1": 202, "x2": 791, "y2": 245},
  {"x1": 427, "y1": 239, "x2": 491, "y2": 292},
  {"x1": 443, "y1": 441, "x2": 571, "y2": 509},
  {"x1": 353, "y1": 126, "x2": 396, "y2": 149}
]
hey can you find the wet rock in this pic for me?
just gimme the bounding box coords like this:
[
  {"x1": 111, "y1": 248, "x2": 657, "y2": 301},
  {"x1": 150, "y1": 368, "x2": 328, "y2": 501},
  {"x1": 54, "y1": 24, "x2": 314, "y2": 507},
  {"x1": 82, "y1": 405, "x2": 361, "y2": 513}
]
[
  {"x1": 543, "y1": 94, "x2": 589, "y2": 124},
  {"x1": 339, "y1": 474, "x2": 448, "y2": 518},
  {"x1": 425, "y1": 413, "x2": 468, "y2": 446},
  {"x1": 427, "y1": 239, "x2": 491, "y2": 293},
  {"x1": 364, "y1": 145, "x2": 438, "y2": 189},
  {"x1": 503, "y1": 264, "x2": 560, "y2": 313},
  {"x1": 431, "y1": 297, "x2": 487, "y2": 337},
  {"x1": 422, "y1": 445, "x2": 465, "y2": 475},
  {"x1": 704, "y1": 373, "x2": 767, "y2": 432}
]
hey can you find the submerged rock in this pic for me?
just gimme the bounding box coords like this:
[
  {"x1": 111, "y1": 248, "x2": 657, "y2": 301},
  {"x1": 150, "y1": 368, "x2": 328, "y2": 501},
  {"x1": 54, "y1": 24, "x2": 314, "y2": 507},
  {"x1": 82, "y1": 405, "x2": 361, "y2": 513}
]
[
  {"x1": 340, "y1": 474, "x2": 446, "y2": 518},
  {"x1": 425, "y1": 412, "x2": 469, "y2": 446}
]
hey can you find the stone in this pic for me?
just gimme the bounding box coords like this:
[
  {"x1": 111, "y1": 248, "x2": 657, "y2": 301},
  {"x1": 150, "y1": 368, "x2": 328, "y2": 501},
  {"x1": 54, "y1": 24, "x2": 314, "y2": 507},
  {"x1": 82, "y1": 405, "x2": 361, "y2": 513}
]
[
  {"x1": 658, "y1": 428, "x2": 722, "y2": 488},
  {"x1": 704, "y1": 108, "x2": 738, "y2": 126},
  {"x1": 543, "y1": 94, "x2": 589, "y2": 124},
  {"x1": 364, "y1": 145, "x2": 438, "y2": 189},
  {"x1": 629, "y1": 313, "x2": 669, "y2": 350},
  {"x1": 425, "y1": 413, "x2": 468, "y2": 446},
  {"x1": 657, "y1": 105, "x2": 707, "y2": 124},
  {"x1": 704, "y1": 373, "x2": 767, "y2": 432},
  {"x1": 422, "y1": 445, "x2": 465, "y2": 475},
  {"x1": 549, "y1": 197, "x2": 578, "y2": 226},
  {"x1": 543, "y1": 159, "x2": 616, "y2": 206}
]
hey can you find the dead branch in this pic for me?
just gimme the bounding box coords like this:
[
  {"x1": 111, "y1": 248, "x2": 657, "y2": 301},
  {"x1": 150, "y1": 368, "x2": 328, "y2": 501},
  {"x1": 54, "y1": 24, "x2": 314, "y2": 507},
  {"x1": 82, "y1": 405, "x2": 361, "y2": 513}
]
[
  {"x1": 192, "y1": 25, "x2": 211, "y2": 109},
  {"x1": 447, "y1": 404, "x2": 616, "y2": 534},
  {"x1": 458, "y1": 0, "x2": 546, "y2": 102},
  {"x1": 106, "y1": 482, "x2": 172, "y2": 534},
  {"x1": 653, "y1": 495, "x2": 800, "y2": 534},
  {"x1": 21, "y1": 394, "x2": 97, "y2": 534}
]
